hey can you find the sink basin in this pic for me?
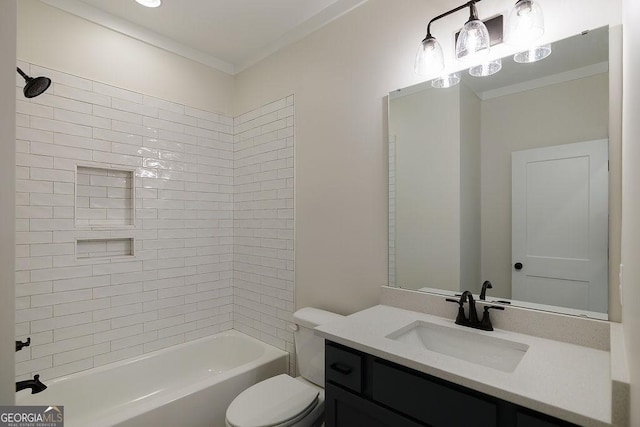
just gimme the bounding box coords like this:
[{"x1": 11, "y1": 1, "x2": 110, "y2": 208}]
[{"x1": 386, "y1": 320, "x2": 529, "y2": 373}]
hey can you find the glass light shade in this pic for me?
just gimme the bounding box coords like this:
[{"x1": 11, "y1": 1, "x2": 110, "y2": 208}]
[
  {"x1": 455, "y1": 20, "x2": 491, "y2": 62},
  {"x1": 506, "y1": 0, "x2": 544, "y2": 45},
  {"x1": 468, "y1": 58, "x2": 502, "y2": 77},
  {"x1": 431, "y1": 73, "x2": 461, "y2": 89},
  {"x1": 415, "y1": 37, "x2": 445, "y2": 76},
  {"x1": 135, "y1": 0, "x2": 161, "y2": 7},
  {"x1": 513, "y1": 44, "x2": 551, "y2": 63}
]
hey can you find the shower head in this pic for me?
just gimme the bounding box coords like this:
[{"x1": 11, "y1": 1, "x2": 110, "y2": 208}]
[{"x1": 16, "y1": 67, "x2": 51, "y2": 98}]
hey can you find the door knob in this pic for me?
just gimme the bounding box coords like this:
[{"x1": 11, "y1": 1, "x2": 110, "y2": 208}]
[{"x1": 514, "y1": 262, "x2": 523, "y2": 270}]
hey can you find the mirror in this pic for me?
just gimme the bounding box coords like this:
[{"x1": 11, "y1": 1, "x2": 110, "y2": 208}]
[{"x1": 388, "y1": 27, "x2": 615, "y2": 319}]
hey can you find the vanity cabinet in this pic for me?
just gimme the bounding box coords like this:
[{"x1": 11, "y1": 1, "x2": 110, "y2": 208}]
[{"x1": 324, "y1": 341, "x2": 579, "y2": 427}]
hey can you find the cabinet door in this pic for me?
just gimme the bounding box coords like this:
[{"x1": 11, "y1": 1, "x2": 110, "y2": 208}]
[
  {"x1": 372, "y1": 360, "x2": 497, "y2": 427},
  {"x1": 517, "y1": 410, "x2": 580, "y2": 427},
  {"x1": 325, "y1": 383, "x2": 425, "y2": 427}
]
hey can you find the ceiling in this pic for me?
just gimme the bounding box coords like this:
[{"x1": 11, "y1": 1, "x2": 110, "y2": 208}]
[{"x1": 40, "y1": 0, "x2": 369, "y2": 74}]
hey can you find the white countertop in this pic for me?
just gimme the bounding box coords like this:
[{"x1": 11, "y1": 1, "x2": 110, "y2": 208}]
[{"x1": 315, "y1": 304, "x2": 612, "y2": 427}]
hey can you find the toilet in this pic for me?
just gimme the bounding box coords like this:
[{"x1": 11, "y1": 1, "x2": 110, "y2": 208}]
[{"x1": 225, "y1": 308, "x2": 343, "y2": 427}]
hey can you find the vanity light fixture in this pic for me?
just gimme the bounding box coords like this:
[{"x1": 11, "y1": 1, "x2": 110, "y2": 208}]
[
  {"x1": 135, "y1": 0, "x2": 161, "y2": 7},
  {"x1": 415, "y1": 0, "x2": 502, "y2": 78}
]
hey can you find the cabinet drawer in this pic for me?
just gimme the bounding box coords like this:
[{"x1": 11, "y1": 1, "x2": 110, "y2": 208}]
[
  {"x1": 372, "y1": 360, "x2": 497, "y2": 427},
  {"x1": 325, "y1": 343, "x2": 363, "y2": 393}
]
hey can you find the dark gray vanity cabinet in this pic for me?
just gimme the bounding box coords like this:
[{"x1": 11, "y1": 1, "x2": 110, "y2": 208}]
[{"x1": 324, "y1": 341, "x2": 579, "y2": 427}]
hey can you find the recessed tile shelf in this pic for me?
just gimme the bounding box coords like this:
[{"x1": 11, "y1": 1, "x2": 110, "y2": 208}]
[
  {"x1": 76, "y1": 166, "x2": 135, "y2": 228},
  {"x1": 76, "y1": 238, "x2": 134, "y2": 260}
]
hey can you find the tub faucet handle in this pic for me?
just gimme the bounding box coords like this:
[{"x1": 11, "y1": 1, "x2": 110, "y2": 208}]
[{"x1": 16, "y1": 337, "x2": 31, "y2": 352}]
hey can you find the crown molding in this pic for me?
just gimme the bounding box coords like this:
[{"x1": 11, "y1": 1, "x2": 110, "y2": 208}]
[{"x1": 39, "y1": 0, "x2": 369, "y2": 76}]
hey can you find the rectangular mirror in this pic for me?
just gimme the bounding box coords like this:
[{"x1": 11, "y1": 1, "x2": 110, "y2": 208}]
[{"x1": 388, "y1": 26, "x2": 617, "y2": 319}]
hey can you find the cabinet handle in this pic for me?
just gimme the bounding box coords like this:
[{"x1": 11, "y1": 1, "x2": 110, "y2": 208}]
[{"x1": 330, "y1": 362, "x2": 353, "y2": 375}]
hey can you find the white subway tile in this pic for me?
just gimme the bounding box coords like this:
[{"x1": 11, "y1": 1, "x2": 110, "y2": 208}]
[
  {"x1": 16, "y1": 356, "x2": 53, "y2": 377},
  {"x1": 143, "y1": 334, "x2": 184, "y2": 353},
  {"x1": 93, "y1": 105, "x2": 142, "y2": 125},
  {"x1": 31, "y1": 116, "x2": 93, "y2": 137},
  {"x1": 53, "y1": 298, "x2": 109, "y2": 317},
  {"x1": 31, "y1": 312, "x2": 92, "y2": 333},
  {"x1": 112, "y1": 98, "x2": 158, "y2": 117},
  {"x1": 31, "y1": 65, "x2": 93, "y2": 91},
  {"x1": 54, "y1": 84, "x2": 110, "y2": 106},
  {"x1": 54, "y1": 108, "x2": 111, "y2": 129},
  {"x1": 34, "y1": 93, "x2": 93, "y2": 114},
  {"x1": 94, "y1": 345, "x2": 143, "y2": 367},
  {"x1": 112, "y1": 331, "x2": 157, "y2": 351},
  {"x1": 54, "y1": 342, "x2": 110, "y2": 366},
  {"x1": 94, "y1": 324, "x2": 143, "y2": 344},
  {"x1": 31, "y1": 335, "x2": 93, "y2": 359},
  {"x1": 54, "y1": 320, "x2": 111, "y2": 341}
]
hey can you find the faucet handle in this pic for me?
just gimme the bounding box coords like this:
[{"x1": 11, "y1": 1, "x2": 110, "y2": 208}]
[
  {"x1": 16, "y1": 338, "x2": 31, "y2": 352},
  {"x1": 480, "y1": 305, "x2": 505, "y2": 331},
  {"x1": 446, "y1": 298, "x2": 467, "y2": 325}
]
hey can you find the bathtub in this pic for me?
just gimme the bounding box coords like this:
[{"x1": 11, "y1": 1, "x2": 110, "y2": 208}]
[{"x1": 16, "y1": 330, "x2": 288, "y2": 427}]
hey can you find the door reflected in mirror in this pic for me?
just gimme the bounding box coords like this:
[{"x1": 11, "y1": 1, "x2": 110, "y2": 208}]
[{"x1": 388, "y1": 26, "x2": 615, "y2": 319}]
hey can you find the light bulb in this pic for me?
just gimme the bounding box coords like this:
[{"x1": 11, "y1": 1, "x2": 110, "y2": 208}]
[
  {"x1": 135, "y1": 0, "x2": 161, "y2": 8},
  {"x1": 415, "y1": 36, "x2": 445, "y2": 76},
  {"x1": 456, "y1": 20, "x2": 491, "y2": 62},
  {"x1": 506, "y1": 0, "x2": 544, "y2": 46}
]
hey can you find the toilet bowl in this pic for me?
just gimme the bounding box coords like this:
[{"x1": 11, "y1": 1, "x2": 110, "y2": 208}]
[{"x1": 225, "y1": 308, "x2": 343, "y2": 427}]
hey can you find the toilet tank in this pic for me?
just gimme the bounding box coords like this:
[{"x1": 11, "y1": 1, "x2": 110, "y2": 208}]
[{"x1": 292, "y1": 307, "x2": 344, "y2": 387}]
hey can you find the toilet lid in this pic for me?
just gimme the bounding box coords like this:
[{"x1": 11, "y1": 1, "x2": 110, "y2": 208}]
[{"x1": 226, "y1": 374, "x2": 319, "y2": 427}]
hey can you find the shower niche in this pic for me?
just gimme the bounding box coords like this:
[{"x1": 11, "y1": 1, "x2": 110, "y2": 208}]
[
  {"x1": 75, "y1": 165, "x2": 135, "y2": 228},
  {"x1": 74, "y1": 165, "x2": 136, "y2": 261},
  {"x1": 76, "y1": 237, "x2": 135, "y2": 260}
]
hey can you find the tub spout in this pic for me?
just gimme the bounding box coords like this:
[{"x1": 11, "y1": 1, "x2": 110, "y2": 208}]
[{"x1": 16, "y1": 374, "x2": 47, "y2": 394}]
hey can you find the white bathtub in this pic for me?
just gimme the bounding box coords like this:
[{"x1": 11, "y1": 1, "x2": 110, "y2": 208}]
[{"x1": 16, "y1": 330, "x2": 288, "y2": 427}]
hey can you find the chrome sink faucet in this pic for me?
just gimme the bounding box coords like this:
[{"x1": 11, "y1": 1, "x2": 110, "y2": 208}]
[{"x1": 446, "y1": 290, "x2": 504, "y2": 331}]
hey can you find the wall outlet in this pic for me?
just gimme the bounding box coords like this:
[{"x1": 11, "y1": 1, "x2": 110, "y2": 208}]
[{"x1": 619, "y1": 263, "x2": 624, "y2": 306}]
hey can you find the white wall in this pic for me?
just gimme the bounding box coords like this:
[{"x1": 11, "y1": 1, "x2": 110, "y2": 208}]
[
  {"x1": 480, "y1": 73, "x2": 610, "y2": 300},
  {"x1": 621, "y1": 0, "x2": 640, "y2": 423},
  {"x1": 17, "y1": 0, "x2": 234, "y2": 115},
  {"x1": 391, "y1": 88, "x2": 460, "y2": 291},
  {"x1": 234, "y1": 0, "x2": 622, "y2": 314},
  {"x1": 0, "y1": 0, "x2": 17, "y2": 405}
]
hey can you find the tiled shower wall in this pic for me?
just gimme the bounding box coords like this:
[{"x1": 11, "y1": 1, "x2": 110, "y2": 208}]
[
  {"x1": 232, "y1": 98, "x2": 296, "y2": 373},
  {"x1": 14, "y1": 62, "x2": 294, "y2": 380}
]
